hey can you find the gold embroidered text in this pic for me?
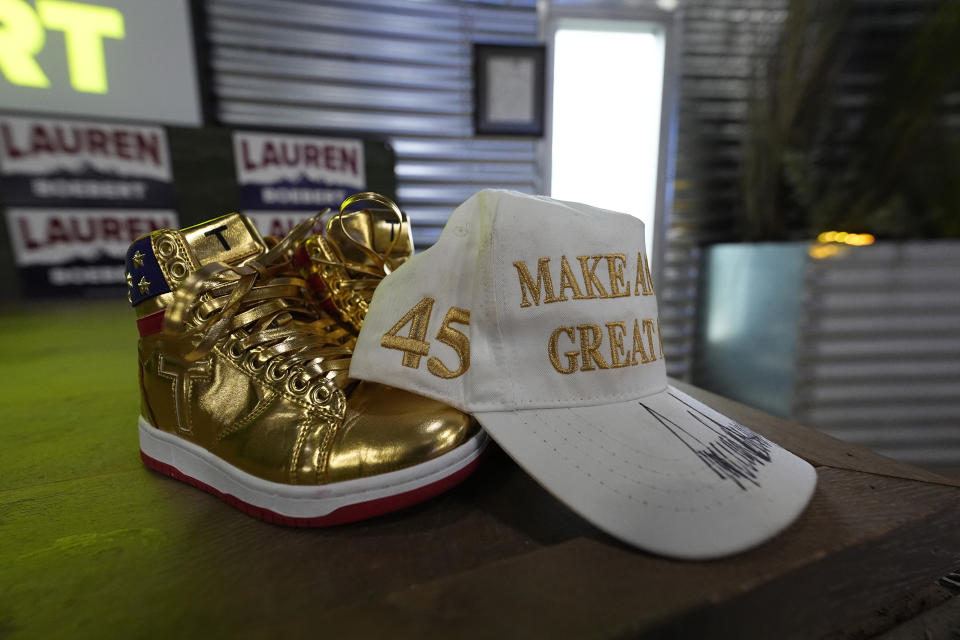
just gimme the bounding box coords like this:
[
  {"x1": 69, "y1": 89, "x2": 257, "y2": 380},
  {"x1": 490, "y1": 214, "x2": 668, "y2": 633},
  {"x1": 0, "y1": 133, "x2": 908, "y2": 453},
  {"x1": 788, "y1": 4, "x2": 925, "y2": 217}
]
[
  {"x1": 514, "y1": 252, "x2": 654, "y2": 309},
  {"x1": 547, "y1": 316, "x2": 663, "y2": 374}
]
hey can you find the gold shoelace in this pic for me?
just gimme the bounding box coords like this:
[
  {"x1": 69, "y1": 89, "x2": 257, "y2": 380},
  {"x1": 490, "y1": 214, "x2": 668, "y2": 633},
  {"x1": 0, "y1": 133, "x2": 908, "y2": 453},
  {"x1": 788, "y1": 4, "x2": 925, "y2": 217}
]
[
  {"x1": 161, "y1": 212, "x2": 356, "y2": 394},
  {"x1": 309, "y1": 192, "x2": 407, "y2": 306}
]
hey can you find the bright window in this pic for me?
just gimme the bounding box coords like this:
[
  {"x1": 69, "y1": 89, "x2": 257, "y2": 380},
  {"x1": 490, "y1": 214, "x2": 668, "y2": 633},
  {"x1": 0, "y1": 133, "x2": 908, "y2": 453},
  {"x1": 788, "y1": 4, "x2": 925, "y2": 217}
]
[{"x1": 550, "y1": 20, "x2": 666, "y2": 256}]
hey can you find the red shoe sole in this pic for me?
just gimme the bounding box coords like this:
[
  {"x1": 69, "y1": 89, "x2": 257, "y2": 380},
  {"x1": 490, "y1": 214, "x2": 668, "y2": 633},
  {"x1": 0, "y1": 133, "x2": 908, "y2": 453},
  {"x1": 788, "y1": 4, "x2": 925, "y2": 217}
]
[{"x1": 140, "y1": 449, "x2": 483, "y2": 526}]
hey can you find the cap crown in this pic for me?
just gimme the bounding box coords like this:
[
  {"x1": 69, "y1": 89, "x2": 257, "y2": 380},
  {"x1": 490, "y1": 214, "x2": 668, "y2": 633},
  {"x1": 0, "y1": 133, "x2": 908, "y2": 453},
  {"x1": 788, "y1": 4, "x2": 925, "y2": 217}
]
[{"x1": 351, "y1": 190, "x2": 668, "y2": 412}]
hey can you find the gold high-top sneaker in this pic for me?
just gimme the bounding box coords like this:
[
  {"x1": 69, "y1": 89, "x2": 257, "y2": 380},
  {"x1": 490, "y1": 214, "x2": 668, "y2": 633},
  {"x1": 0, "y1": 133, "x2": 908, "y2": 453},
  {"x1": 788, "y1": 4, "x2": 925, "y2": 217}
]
[
  {"x1": 127, "y1": 209, "x2": 486, "y2": 525},
  {"x1": 294, "y1": 192, "x2": 413, "y2": 334}
]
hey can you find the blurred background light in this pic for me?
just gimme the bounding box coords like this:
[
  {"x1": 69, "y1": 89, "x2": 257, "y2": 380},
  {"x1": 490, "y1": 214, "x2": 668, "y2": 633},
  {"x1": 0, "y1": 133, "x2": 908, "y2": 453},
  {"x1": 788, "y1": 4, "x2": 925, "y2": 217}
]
[
  {"x1": 815, "y1": 231, "x2": 876, "y2": 247},
  {"x1": 550, "y1": 19, "x2": 665, "y2": 257}
]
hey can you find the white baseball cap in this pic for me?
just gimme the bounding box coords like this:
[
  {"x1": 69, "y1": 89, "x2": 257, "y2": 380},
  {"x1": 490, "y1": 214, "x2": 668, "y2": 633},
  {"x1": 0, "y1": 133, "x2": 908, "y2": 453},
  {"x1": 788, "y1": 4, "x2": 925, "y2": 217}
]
[{"x1": 349, "y1": 190, "x2": 816, "y2": 559}]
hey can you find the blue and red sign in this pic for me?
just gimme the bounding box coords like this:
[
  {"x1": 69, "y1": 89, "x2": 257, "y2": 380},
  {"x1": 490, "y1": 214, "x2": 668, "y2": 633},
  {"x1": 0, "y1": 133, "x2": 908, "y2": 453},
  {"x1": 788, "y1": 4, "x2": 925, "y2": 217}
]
[
  {"x1": 232, "y1": 131, "x2": 366, "y2": 237},
  {"x1": 0, "y1": 114, "x2": 177, "y2": 296},
  {"x1": 0, "y1": 115, "x2": 174, "y2": 209}
]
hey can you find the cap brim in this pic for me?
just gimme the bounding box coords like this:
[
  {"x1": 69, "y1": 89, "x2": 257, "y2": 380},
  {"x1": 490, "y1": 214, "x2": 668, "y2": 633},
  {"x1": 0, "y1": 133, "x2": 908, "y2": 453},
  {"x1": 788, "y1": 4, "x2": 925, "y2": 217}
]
[{"x1": 473, "y1": 385, "x2": 817, "y2": 560}]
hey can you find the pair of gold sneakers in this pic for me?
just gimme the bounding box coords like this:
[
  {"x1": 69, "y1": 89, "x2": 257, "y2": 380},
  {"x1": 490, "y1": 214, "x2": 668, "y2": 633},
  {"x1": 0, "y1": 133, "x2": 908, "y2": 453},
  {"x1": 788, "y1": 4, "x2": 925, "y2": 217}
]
[{"x1": 125, "y1": 193, "x2": 488, "y2": 525}]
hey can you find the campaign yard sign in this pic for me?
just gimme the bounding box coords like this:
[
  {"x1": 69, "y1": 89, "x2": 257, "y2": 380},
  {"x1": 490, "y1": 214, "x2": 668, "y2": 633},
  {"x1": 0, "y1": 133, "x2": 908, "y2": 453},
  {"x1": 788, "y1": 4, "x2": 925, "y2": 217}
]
[
  {"x1": 6, "y1": 208, "x2": 178, "y2": 287},
  {"x1": 232, "y1": 131, "x2": 366, "y2": 237},
  {"x1": 0, "y1": 115, "x2": 174, "y2": 208},
  {"x1": 0, "y1": 114, "x2": 177, "y2": 296}
]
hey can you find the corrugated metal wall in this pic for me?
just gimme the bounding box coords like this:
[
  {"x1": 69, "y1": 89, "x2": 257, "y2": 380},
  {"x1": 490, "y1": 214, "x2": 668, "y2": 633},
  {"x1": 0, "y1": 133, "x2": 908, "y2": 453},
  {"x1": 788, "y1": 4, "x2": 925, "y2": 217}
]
[
  {"x1": 659, "y1": 0, "x2": 787, "y2": 381},
  {"x1": 206, "y1": 0, "x2": 540, "y2": 248},
  {"x1": 674, "y1": 0, "x2": 960, "y2": 465},
  {"x1": 793, "y1": 243, "x2": 960, "y2": 464}
]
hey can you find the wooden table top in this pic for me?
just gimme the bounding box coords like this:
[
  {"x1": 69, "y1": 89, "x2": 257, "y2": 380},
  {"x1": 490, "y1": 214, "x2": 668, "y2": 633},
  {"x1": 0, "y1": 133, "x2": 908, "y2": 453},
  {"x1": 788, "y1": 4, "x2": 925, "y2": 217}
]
[{"x1": 2, "y1": 301, "x2": 959, "y2": 639}]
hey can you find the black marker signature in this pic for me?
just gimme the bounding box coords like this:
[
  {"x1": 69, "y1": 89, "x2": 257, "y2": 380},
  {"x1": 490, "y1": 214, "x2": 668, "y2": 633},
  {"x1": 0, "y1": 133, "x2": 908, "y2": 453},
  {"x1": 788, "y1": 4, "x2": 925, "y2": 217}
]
[{"x1": 638, "y1": 392, "x2": 773, "y2": 490}]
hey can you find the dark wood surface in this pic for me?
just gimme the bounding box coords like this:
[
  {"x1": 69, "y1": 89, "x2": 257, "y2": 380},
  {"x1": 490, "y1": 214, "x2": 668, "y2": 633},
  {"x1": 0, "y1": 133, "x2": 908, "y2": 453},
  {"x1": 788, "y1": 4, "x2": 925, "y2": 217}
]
[{"x1": 2, "y1": 301, "x2": 959, "y2": 639}]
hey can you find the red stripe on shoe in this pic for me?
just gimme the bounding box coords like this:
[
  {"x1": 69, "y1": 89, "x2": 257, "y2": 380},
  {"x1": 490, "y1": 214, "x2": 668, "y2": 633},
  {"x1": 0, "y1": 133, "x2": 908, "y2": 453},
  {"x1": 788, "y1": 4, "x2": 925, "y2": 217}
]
[
  {"x1": 308, "y1": 272, "x2": 327, "y2": 293},
  {"x1": 139, "y1": 450, "x2": 484, "y2": 527},
  {"x1": 137, "y1": 310, "x2": 165, "y2": 337},
  {"x1": 320, "y1": 297, "x2": 338, "y2": 316},
  {"x1": 293, "y1": 245, "x2": 311, "y2": 269}
]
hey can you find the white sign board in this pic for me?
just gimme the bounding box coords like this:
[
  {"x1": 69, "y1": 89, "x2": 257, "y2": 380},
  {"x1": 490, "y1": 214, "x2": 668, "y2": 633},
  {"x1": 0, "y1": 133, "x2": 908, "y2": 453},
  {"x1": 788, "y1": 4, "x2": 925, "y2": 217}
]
[
  {"x1": 0, "y1": 0, "x2": 201, "y2": 125},
  {"x1": 0, "y1": 114, "x2": 177, "y2": 295},
  {"x1": 232, "y1": 131, "x2": 365, "y2": 236}
]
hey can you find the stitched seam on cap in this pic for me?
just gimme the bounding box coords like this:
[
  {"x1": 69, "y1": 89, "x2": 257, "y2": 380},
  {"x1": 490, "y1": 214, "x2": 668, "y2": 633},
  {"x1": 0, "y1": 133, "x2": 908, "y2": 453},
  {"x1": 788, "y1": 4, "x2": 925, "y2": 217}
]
[
  {"x1": 468, "y1": 378, "x2": 669, "y2": 412},
  {"x1": 486, "y1": 194, "x2": 512, "y2": 406}
]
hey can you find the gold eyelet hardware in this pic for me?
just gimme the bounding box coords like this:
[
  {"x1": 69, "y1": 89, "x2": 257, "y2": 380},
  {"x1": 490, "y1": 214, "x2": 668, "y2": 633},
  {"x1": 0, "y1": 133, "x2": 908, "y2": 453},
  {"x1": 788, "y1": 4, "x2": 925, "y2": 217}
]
[
  {"x1": 156, "y1": 238, "x2": 176, "y2": 259},
  {"x1": 310, "y1": 383, "x2": 332, "y2": 403},
  {"x1": 267, "y1": 361, "x2": 289, "y2": 381},
  {"x1": 247, "y1": 352, "x2": 267, "y2": 371},
  {"x1": 287, "y1": 374, "x2": 309, "y2": 394},
  {"x1": 169, "y1": 260, "x2": 189, "y2": 280},
  {"x1": 228, "y1": 341, "x2": 245, "y2": 359}
]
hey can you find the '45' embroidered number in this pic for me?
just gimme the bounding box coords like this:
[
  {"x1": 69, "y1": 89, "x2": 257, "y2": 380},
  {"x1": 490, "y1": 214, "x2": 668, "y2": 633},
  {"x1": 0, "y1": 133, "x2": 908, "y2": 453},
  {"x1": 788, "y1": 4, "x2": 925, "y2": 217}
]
[{"x1": 380, "y1": 297, "x2": 471, "y2": 379}]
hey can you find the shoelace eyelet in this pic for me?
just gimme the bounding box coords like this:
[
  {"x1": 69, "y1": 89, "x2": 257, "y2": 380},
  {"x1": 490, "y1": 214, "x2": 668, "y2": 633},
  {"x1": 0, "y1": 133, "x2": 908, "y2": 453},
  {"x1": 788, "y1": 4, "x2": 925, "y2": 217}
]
[
  {"x1": 310, "y1": 383, "x2": 332, "y2": 403},
  {"x1": 247, "y1": 352, "x2": 267, "y2": 371},
  {"x1": 287, "y1": 375, "x2": 309, "y2": 394},
  {"x1": 156, "y1": 238, "x2": 176, "y2": 258},
  {"x1": 228, "y1": 341, "x2": 245, "y2": 359},
  {"x1": 169, "y1": 261, "x2": 189, "y2": 280},
  {"x1": 267, "y1": 361, "x2": 289, "y2": 381}
]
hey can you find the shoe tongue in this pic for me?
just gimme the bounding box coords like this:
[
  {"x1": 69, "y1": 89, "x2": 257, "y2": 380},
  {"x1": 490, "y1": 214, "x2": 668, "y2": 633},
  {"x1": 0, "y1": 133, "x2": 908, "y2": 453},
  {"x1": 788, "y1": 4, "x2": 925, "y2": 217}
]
[
  {"x1": 180, "y1": 213, "x2": 266, "y2": 267},
  {"x1": 326, "y1": 208, "x2": 414, "y2": 270}
]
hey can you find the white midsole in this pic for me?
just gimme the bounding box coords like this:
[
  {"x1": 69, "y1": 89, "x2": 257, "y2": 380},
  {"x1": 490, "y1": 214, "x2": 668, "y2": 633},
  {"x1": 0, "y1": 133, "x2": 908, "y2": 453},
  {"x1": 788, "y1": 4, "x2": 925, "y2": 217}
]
[{"x1": 138, "y1": 416, "x2": 488, "y2": 518}]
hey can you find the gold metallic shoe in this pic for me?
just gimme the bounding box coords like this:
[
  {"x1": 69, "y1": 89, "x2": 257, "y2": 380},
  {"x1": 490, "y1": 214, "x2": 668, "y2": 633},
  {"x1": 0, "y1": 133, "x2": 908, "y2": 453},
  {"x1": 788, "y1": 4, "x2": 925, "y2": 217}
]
[
  {"x1": 294, "y1": 192, "x2": 413, "y2": 334},
  {"x1": 127, "y1": 208, "x2": 486, "y2": 525}
]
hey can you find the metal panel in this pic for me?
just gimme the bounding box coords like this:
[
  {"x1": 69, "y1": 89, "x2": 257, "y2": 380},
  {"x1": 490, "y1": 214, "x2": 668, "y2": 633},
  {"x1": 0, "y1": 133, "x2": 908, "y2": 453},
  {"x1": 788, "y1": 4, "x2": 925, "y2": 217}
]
[
  {"x1": 793, "y1": 241, "x2": 960, "y2": 465},
  {"x1": 208, "y1": 0, "x2": 537, "y2": 39},
  {"x1": 392, "y1": 137, "x2": 537, "y2": 161},
  {"x1": 218, "y1": 103, "x2": 470, "y2": 136},
  {"x1": 660, "y1": 242, "x2": 700, "y2": 379},
  {"x1": 677, "y1": 0, "x2": 950, "y2": 404},
  {"x1": 208, "y1": 0, "x2": 541, "y2": 248},
  {"x1": 209, "y1": 21, "x2": 469, "y2": 66},
  {"x1": 211, "y1": 51, "x2": 465, "y2": 89},
  {"x1": 659, "y1": 0, "x2": 793, "y2": 384},
  {"x1": 215, "y1": 78, "x2": 466, "y2": 115}
]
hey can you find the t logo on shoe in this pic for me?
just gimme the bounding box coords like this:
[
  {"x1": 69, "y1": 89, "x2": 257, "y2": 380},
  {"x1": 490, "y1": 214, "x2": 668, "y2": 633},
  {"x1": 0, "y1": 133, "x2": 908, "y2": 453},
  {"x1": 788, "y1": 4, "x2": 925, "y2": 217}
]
[
  {"x1": 203, "y1": 225, "x2": 231, "y2": 250},
  {"x1": 158, "y1": 355, "x2": 212, "y2": 434}
]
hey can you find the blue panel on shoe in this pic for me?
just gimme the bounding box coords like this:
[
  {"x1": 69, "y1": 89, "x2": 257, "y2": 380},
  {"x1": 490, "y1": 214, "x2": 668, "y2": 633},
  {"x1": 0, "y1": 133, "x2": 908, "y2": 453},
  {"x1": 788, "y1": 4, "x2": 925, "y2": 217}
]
[{"x1": 126, "y1": 236, "x2": 171, "y2": 306}]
